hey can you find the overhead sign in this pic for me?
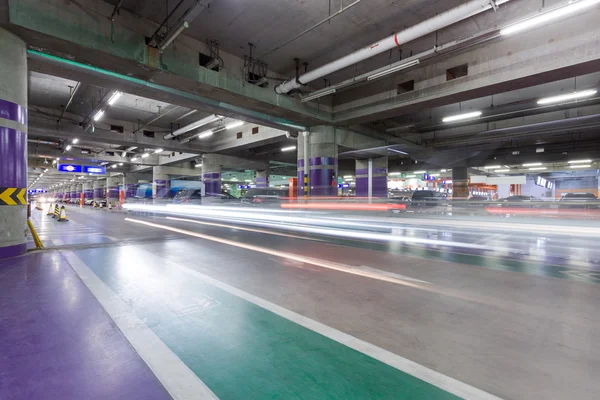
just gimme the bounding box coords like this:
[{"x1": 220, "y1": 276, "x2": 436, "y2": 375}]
[
  {"x1": 423, "y1": 174, "x2": 436, "y2": 181},
  {"x1": 84, "y1": 166, "x2": 106, "y2": 174},
  {"x1": 57, "y1": 164, "x2": 82, "y2": 173}
]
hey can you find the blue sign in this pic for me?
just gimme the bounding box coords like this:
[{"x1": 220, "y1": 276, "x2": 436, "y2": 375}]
[
  {"x1": 337, "y1": 183, "x2": 350, "y2": 188},
  {"x1": 58, "y1": 164, "x2": 82, "y2": 173},
  {"x1": 423, "y1": 173, "x2": 436, "y2": 181},
  {"x1": 83, "y1": 166, "x2": 106, "y2": 174}
]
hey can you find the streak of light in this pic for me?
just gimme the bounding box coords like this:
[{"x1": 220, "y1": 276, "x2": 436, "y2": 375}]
[
  {"x1": 125, "y1": 218, "x2": 431, "y2": 287},
  {"x1": 280, "y1": 202, "x2": 406, "y2": 211},
  {"x1": 165, "y1": 216, "x2": 325, "y2": 242}
]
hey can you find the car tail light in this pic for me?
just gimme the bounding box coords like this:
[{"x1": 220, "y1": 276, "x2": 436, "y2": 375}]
[{"x1": 252, "y1": 197, "x2": 263, "y2": 203}]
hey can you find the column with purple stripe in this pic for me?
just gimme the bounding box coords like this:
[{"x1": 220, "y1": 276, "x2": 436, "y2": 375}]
[
  {"x1": 203, "y1": 172, "x2": 221, "y2": 196},
  {"x1": 255, "y1": 169, "x2": 269, "y2": 188},
  {"x1": 355, "y1": 158, "x2": 388, "y2": 198},
  {"x1": 309, "y1": 157, "x2": 338, "y2": 196},
  {"x1": 0, "y1": 29, "x2": 28, "y2": 258}
]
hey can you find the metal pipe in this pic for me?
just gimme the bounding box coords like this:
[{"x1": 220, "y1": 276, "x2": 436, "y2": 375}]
[
  {"x1": 149, "y1": 0, "x2": 186, "y2": 45},
  {"x1": 133, "y1": 105, "x2": 180, "y2": 133},
  {"x1": 275, "y1": 0, "x2": 511, "y2": 94},
  {"x1": 57, "y1": 82, "x2": 80, "y2": 124},
  {"x1": 174, "y1": 109, "x2": 197, "y2": 122},
  {"x1": 261, "y1": 0, "x2": 364, "y2": 59},
  {"x1": 164, "y1": 114, "x2": 223, "y2": 140}
]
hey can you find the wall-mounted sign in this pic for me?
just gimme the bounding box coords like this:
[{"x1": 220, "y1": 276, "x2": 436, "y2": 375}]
[
  {"x1": 423, "y1": 174, "x2": 436, "y2": 181},
  {"x1": 83, "y1": 166, "x2": 106, "y2": 174},
  {"x1": 57, "y1": 164, "x2": 83, "y2": 173},
  {"x1": 338, "y1": 183, "x2": 350, "y2": 188}
]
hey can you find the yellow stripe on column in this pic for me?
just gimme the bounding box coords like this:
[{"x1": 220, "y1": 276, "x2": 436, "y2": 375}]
[
  {"x1": 0, "y1": 188, "x2": 17, "y2": 205},
  {"x1": 16, "y1": 188, "x2": 26, "y2": 204}
]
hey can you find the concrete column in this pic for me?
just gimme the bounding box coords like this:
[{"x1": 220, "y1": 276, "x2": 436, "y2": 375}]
[
  {"x1": 152, "y1": 166, "x2": 170, "y2": 199},
  {"x1": 308, "y1": 126, "x2": 338, "y2": 197},
  {"x1": 123, "y1": 174, "x2": 139, "y2": 200},
  {"x1": 202, "y1": 164, "x2": 221, "y2": 196},
  {"x1": 297, "y1": 132, "x2": 309, "y2": 197},
  {"x1": 70, "y1": 185, "x2": 77, "y2": 202},
  {"x1": 255, "y1": 169, "x2": 269, "y2": 188},
  {"x1": 93, "y1": 179, "x2": 105, "y2": 202},
  {"x1": 452, "y1": 167, "x2": 469, "y2": 200},
  {"x1": 356, "y1": 157, "x2": 388, "y2": 198},
  {"x1": 83, "y1": 181, "x2": 93, "y2": 200},
  {"x1": 0, "y1": 29, "x2": 28, "y2": 258},
  {"x1": 105, "y1": 176, "x2": 119, "y2": 205}
]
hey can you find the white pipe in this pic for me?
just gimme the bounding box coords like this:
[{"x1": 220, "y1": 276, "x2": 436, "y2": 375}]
[
  {"x1": 164, "y1": 114, "x2": 223, "y2": 139},
  {"x1": 275, "y1": 0, "x2": 510, "y2": 94}
]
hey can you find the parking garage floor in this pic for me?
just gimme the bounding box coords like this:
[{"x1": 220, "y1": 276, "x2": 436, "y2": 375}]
[{"x1": 2, "y1": 204, "x2": 599, "y2": 399}]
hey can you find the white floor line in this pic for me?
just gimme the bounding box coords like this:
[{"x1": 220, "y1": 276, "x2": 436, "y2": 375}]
[
  {"x1": 52, "y1": 238, "x2": 65, "y2": 246},
  {"x1": 142, "y1": 248, "x2": 503, "y2": 400},
  {"x1": 62, "y1": 251, "x2": 218, "y2": 400}
]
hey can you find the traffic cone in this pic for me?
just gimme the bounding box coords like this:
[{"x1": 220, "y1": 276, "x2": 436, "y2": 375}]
[
  {"x1": 57, "y1": 206, "x2": 68, "y2": 222},
  {"x1": 47, "y1": 203, "x2": 54, "y2": 216},
  {"x1": 108, "y1": 203, "x2": 112, "y2": 211},
  {"x1": 53, "y1": 204, "x2": 60, "y2": 218},
  {"x1": 99, "y1": 201, "x2": 103, "y2": 209}
]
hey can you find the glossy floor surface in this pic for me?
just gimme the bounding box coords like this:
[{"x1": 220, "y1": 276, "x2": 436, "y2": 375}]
[{"x1": 3, "y1": 203, "x2": 600, "y2": 399}]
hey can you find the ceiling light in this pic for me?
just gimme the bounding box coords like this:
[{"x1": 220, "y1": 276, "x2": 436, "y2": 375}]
[
  {"x1": 141, "y1": 153, "x2": 149, "y2": 158},
  {"x1": 484, "y1": 165, "x2": 501, "y2": 169},
  {"x1": 343, "y1": 175, "x2": 354, "y2": 178},
  {"x1": 500, "y1": 0, "x2": 600, "y2": 36},
  {"x1": 65, "y1": 145, "x2": 72, "y2": 151},
  {"x1": 442, "y1": 111, "x2": 482, "y2": 123},
  {"x1": 93, "y1": 110, "x2": 104, "y2": 121},
  {"x1": 154, "y1": 149, "x2": 163, "y2": 153},
  {"x1": 440, "y1": 169, "x2": 447, "y2": 172},
  {"x1": 522, "y1": 162, "x2": 542, "y2": 167},
  {"x1": 226, "y1": 121, "x2": 244, "y2": 130},
  {"x1": 570, "y1": 164, "x2": 592, "y2": 169},
  {"x1": 367, "y1": 59, "x2": 420, "y2": 81},
  {"x1": 301, "y1": 88, "x2": 336, "y2": 103},
  {"x1": 118, "y1": 163, "x2": 123, "y2": 166},
  {"x1": 195, "y1": 163, "x2": 203, "y2": 168},
  {"x1": 131, "y1": 157, "x2": 138, "y2": 162},
  {"x1": 537, "y1": 89, "x2": 597, "y2": 105},
  {"x1": 167, "y1": 115, "x2": 223, "y2": 139},
  {"x1": 197, "y1": 129, "x2": 213, "y2": 139},
  {"x1": 529, "y1": 167, "x2": 547, "y2": 171},
  {"x1": 72, "y1": 138, "x2": 79, "y2": 144},
  {"x1": 107, "y1": 91, "x2": 122, "y2": 105},
  {"x1": 568, "y1": 159, "x2": 592, "y2": 164},
  {"x1": 388, "y1": 172, "x2": 402, "y2": 176},
  {"x1": 56, "y1": 157, "x2": 60, "y2": 161},
  {"x1": 281, "y1": 146, "x2": 297, "y2": 152},
  {"x1": 111, "y1": 164, "x2": 117, "y2": 169},
  {"x1": 405, "y1": 174, "x2": 416, "y2": 178},
  {"x1": 44, "y1": 168, "x2": 48, "y2": 172},
  {"x1": 494, "y1": 169, "x2": 510, "y2": 172}
]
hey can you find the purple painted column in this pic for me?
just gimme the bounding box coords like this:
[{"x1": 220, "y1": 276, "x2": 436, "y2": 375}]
[
  {"x1": 297, "y1": 159, "x2": 305, "y2": 197},
  {"x1": 125, "y1": 183, "x2": 139, "y2": 198},
  {"x1": 203, "y1": 173, "x2": 221, "y2": 196},
  {"x1": 356, "y1": 158, "x2": 388, "y2": 198},
  {"x1": 309, "y1": 157, "x2": 338, "y2": 196},
  {"x1": 255, "y1": 170, "x2": 269, "y2": 188},
  {"x1": 0, "y1": 29, "x2": 28, "y2": 259}
]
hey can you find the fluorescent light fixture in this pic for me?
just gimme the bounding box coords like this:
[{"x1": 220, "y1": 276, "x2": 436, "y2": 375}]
[
  {"x1": 442, "y1": 111, "x2": 482, "y2": 123},
  {"x1": 440, "y1": 169, "x2": 447, "y2": 172},
  {"x1": 281, "y1": 146, "x2": 297, "y2": 152},
  {"x1": 225, "y1": 121, "x2": 244, "y2": 130},
  {"x1": 154, "y1": 149, "x2": 163, "y2": 153},
  {"x1": 343, "y1": 175, "x2": 354, "y2": 178},
  {"x1": 405, "y1": 174, "x2": 416, "y2": 178},
  {"x1": 484, "y1": 165, "x2": 501, "y2": 169},
  {"x1": 56, "y1": 157, "x2": 60, "y2": 161},
  {"x1": 388, "y1": 172, "x2": 402, "y2": 176},
  {"x1": 522, "y1": 162, "x2": 542, "y2": 167},
  {"x1": 65, "y1": 145, "x2": 72, "y2": 151},
  {"x1": 197, "y1": 129, "x2": 213, "y2": 139},
  {"x1": 111, "y1": 164, "x2": 117, "y2": 169},
  {"x1": 72, "y1": 138, "x2": 79, "y2": 144},
  {"x1": 195, "y1": 163, "x2": 203, "y2": 168},
  {"x1": 501, "y1": 0, "x2": 600, "y2": 36},
  {"x1": 529, "y1": 167, "x2": 547, "y2": 171},
  {"x1": 169, "y1": 115, "x2": 223, "y2": 138},
  {"x1": 301, "y1": 88, "x2": 336, "y2": 103},
  {"x1": 118, "y1": 163, "x2": 123, "y2": 166},
  {"x1": 131, "y1": 157, "x2": 138, "y2": 162},
  {"x1": 494, "y1": 169, "x2": 510, "y2": 172},
  {"x1": 570, "y1": 164, "x2": 592, "y2": 169},
  {"x1": 44, "y1": 169, "x2": 48, "y2": 172},
  {"x1": 93, "y1": 110, "x2": 104, "y2": 121},
  {"x1": 367, "y1": 59, "x2": 420, "y2": 81},
  {"x1": 107, "y1": 91, "x2": 122, "y2": 105},
  {"x1": 537, "y1": 89, "x2": 597, "y2": 105},
  {"x1": 245, "y1": 180, "x2": 253, "y2": 183},
  {"x1": 568, "y1": 159, "x2": 592, "y2": 164},
  {"x1": 141, "y1": 153, "x2": 149, "y2": 158},
  {"x1": 413, "y1": 170, "x2": 426, "y2": 173}
]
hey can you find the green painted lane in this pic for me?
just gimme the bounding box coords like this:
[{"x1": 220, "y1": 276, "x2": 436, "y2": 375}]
[{"x1": 75, "y1": 246, "x2": 460, "y2": 400}]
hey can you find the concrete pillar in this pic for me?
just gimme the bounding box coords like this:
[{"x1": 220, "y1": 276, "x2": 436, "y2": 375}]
[
  {"x1": 93, "y1": 179, "x2": 105, "y2": 202},
  {"x1": 0, "y1": 29, "x2": 28, "y2": 258},
  {"x1": 70, "y1": 185, "x2": 77, "y2": 202},
  {"x1": 356, "y1": 157, "x2": 388, "y2": 198},
  {"x1": 83, "y1": 181, "x2": 93, "y2": 200},
  {"x1": 452, "y1": 167, "x2": 469, "y2": 200},
  {"x1": 256, "y1": 169, "x2": 269, "y2": 188},
  {"x1": 308, "y1": 126, "x2": 338, "y2": 197},
  {"x1": 202, "y1": 164, "x2": 222, "y2": 196},
  {"x1": 124, "y1": 174, "x2": 140, "y2": 200},
  {"x1": 152, "y1": 167, "x2": 170, "y2": 199},
  {"x1": 297, "y1": 132, "x2": 308, "y2": 197},
  {"x1": 105, "y1": 176, "x2": 119, "y2": 205}
]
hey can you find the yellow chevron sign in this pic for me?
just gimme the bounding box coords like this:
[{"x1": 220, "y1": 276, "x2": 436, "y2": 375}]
[{"x1": 0, "y1": 188, "x2": 27, "y2": 206}]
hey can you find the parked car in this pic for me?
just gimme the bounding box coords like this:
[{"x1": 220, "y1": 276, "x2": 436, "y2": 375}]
[
  {"x1": 410, "y1": 190, "x2": 448, "y2": 208},
  {"x1": 173, "y1": 189, "x2": 203, "y2": 204},
  {"x1": 84, "y1": 198, "x2": 95, "y2": 206},
  {"x1": 559, "y1": 192, "x2": 599, "y2": 209},
  {"x1": 241, "y1": 188, "x2": 288, "y2": 205}
]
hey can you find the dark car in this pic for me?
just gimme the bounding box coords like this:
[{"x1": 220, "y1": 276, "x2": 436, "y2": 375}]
[
  {"x1": 492, "y1": 195, "x2": 544, "y2": 210},
  {"x1": 410, "y1": 190, "x2": 447, "y2": 207},
  {"x1": 173, "y1": 189, "x2": 203, "y2": 204},
  {"x1": 241, "y1": 188, "x2": 288, "y2": 205},
  {"x1": 559, "y1": 193, "x2": 599, "y2": 209}
]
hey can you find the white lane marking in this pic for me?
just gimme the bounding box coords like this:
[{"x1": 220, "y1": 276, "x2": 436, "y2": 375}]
[
  {"x1": 126, "y1": 218, "x2": 430, "y2": 287},
  {"x1": 139, "y1": 248, "x2": 501, "y2": 400},
  {"x1": 357, "y1": 265, "x2": 430, "y2": 284},
  {"x1": 52, "y1": 238, "x2": 65, "y2": 246},
  {"x1": 62, "y1": 251, "x2": 219, "y2": 400}
]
